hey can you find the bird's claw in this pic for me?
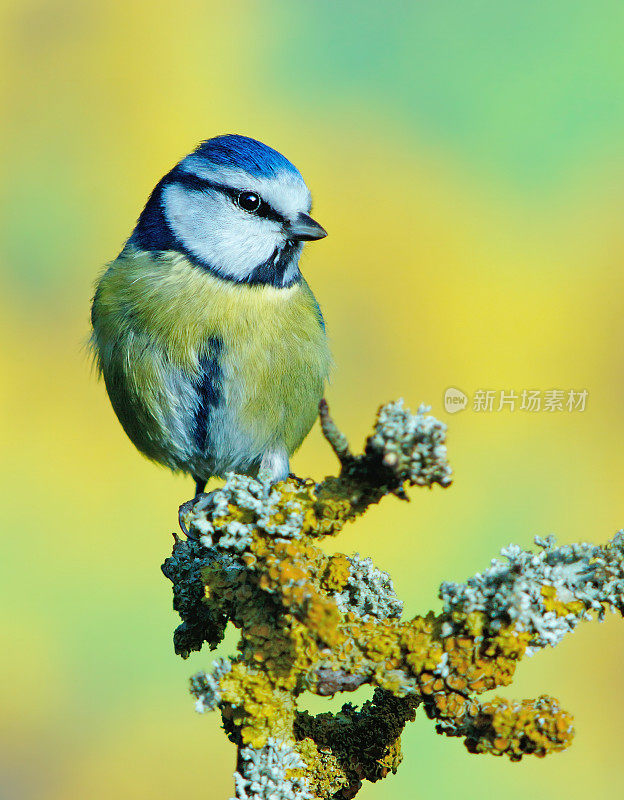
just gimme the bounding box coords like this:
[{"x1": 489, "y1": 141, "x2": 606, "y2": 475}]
[
  {"x1": 178, "y1": 492, "x2": 214, "y2": 539},
  {"x1": 288, "y1": 472, "x2": 310, "y2": 488},
  {"x1": 178, "y1": 497, "x2": 199, "y2": 539}
]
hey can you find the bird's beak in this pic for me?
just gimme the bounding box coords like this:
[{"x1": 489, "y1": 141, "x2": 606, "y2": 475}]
[{"x1": 287, "y1": 213, "x2": 328, "y2": 242}]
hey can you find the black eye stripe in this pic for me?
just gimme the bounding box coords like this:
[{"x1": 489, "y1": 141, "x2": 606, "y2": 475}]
[
  {"x1": 168, "y1": 171, "x2": 286, "y2": 224},
  {"x1": 255, "y1": 203, "x2": 287, "y2": 225}
]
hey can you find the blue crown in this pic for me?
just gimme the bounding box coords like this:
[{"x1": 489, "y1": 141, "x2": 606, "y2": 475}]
[{"x1": 192, "y1": 134, "x2": 301, "y2": 179}]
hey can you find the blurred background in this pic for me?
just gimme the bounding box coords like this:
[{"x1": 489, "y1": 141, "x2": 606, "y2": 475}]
[{"x1": 2, "y1": 1, "x2": 624, "y2": 798}]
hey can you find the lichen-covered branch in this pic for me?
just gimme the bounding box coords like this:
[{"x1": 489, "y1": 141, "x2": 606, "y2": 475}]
[{"x1": 162, "y1": 399, "x2": 624, "y2": 799}]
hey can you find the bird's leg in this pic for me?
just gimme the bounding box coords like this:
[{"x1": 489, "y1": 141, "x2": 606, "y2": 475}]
[
  {"x1": 257, "y1": 448, "x2": 290, "y2": 486},
  {"x1": 194, "y1": 476, "x2": 207, "y2": 496}
]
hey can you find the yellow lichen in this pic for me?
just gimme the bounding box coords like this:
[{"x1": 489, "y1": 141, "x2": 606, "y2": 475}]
[
  {"x1": 219, "y1": 664, "x2": 291, "y2": 748},
  {"x1": 541, "y1": 585, "x2": 586, "y2": 617},
  {"x1": 322, "y1": 553, "x2": 351, "y2": 592},
  {"x1": 468, "y1": 695, "x2": 575, "y2": 760}
]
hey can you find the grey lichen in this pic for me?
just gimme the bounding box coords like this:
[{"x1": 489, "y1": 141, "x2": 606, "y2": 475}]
[
  {"x1": 190, "y1": 658, "x2": 232, "y2": 713},
  {"x1": 333, "y1": 554, "x2": 403, "y2": 621},
  {"x1": 439, "y1": 530, "x2": 624, "y2": 653},
  {"x1": 366, "y1": 400, "x2": 452, "y2": 487},
  {"x1": 232, "y1": 738, "x2": 312, "y2": 800},
  {"x1": 183, "y1": 473, "x2": 308, "y2": 548}
]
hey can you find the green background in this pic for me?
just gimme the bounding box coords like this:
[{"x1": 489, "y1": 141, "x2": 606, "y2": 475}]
[{"x1": 2, "y1": 2, "x2": 623, "y2": 798}]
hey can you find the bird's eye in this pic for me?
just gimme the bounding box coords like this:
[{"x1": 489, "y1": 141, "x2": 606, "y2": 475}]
[{"x1": 236, "y1": 191, "x2": 262, "y2": 213}]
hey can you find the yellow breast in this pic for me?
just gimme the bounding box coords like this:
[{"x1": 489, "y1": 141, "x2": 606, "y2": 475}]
[{"x1": 93, "y1": 247, "x2": 331, "y2": 457}]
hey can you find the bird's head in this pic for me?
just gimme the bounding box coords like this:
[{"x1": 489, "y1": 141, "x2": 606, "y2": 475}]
[{"x1": 130, "y1": 134, "x2": 327, "y2": 287}]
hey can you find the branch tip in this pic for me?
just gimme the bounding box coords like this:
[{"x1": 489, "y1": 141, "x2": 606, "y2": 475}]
[{"x1": 319, "y1": 398, "x2": 352, "y2": 464}]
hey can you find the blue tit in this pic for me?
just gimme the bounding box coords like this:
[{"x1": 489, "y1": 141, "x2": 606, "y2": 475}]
[{"x1": 91, "y1": 134, "x2": 331, "y2": 497}]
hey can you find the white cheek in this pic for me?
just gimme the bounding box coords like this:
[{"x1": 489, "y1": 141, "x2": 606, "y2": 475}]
[{"x1": 162, "y1": 184, "x2": 283, "y2": 280}]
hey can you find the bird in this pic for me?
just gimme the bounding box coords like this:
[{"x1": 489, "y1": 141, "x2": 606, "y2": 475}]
[{"x1": 91, "y1": 134, "x2": 331, "y2": 501}]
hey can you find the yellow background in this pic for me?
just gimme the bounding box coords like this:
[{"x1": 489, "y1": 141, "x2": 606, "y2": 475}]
[{"x1": 2, "y1": 2, "x2": 623, "y2": 798}]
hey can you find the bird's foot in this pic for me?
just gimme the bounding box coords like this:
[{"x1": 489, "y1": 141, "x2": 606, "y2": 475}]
[
  {"x1": 287, "y1": 472, "x2": 310, "y2": 488},
  {"x1": 178, "y1": 498, "x2": 197, "y2": 539},
  {"x1": 178, "y1": 493, "x2": 211, "y2": 540}
]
